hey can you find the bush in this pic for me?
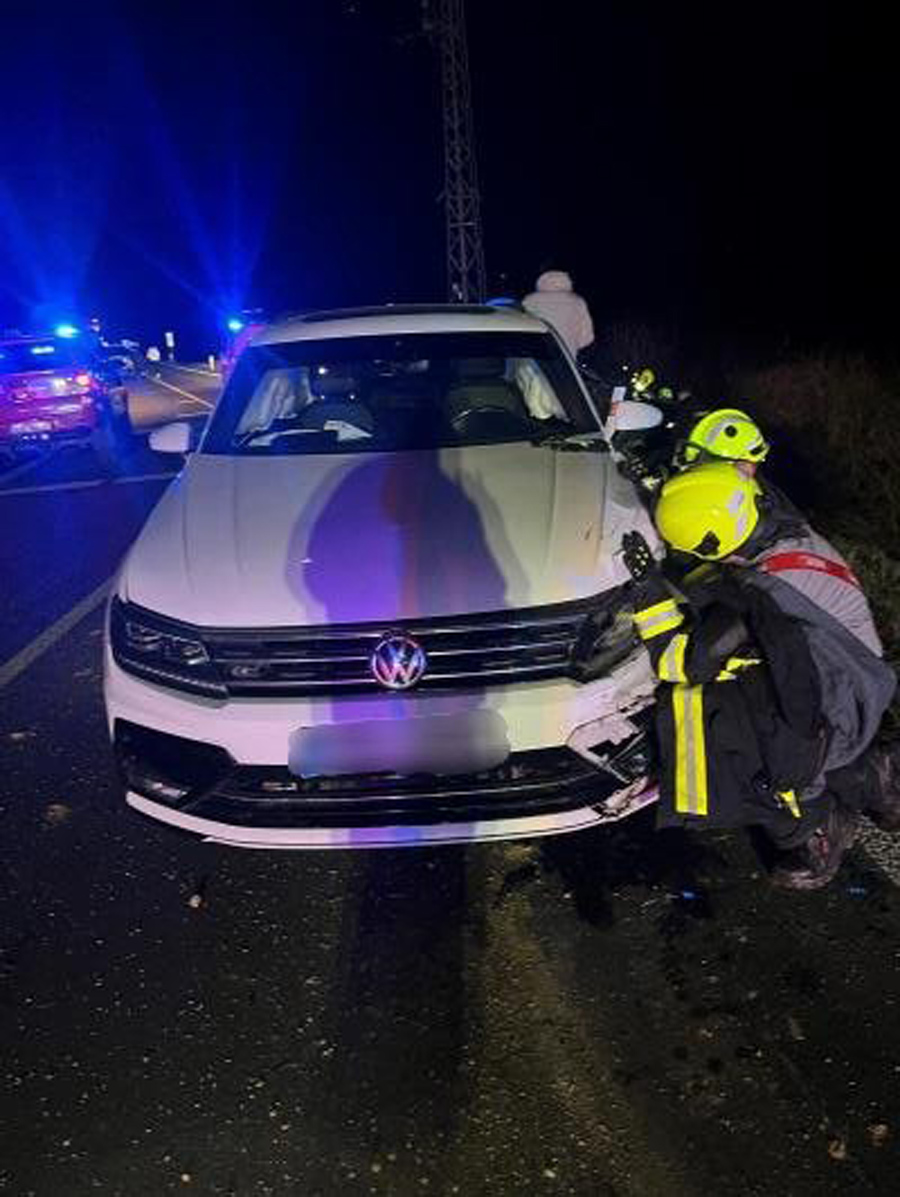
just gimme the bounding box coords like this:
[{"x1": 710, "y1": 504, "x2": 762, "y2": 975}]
[
  {"x1": 730, "y1": 354, "x2": 900, "y2": 552},
  {"x1": 731, "y1": 354, "x2": 900, "y2": 727}
]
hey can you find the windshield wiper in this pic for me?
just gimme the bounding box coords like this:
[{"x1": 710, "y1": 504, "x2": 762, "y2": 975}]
[{"x1": 531, "y1": 428, "x2": 609, "y2": 451}]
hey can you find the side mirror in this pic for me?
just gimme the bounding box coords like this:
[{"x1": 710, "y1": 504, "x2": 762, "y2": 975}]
[
  {"x1": 149, "y1": 421, "x2": 192, "y2": 455},
  {"x1": 608, "y1": 400, "x2": 664, "y2": 435}
]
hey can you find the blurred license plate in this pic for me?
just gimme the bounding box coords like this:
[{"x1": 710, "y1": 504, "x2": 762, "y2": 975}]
[{"x1": 288, "y1": 710, "x2": 509, "y2": 778}]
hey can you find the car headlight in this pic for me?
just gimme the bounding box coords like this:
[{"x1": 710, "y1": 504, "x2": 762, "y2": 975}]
[
  {"x1": 571, "y1": 592, "x2": 638, "y2": 682},
  {"x1": 109, "y1": 598, "x2": 227, "y2": 698}
]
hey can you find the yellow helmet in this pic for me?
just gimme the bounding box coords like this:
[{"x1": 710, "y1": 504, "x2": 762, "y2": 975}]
[
  {"x1": 655, "y1": 462, "x2": 763, "y2": 559},
  {"x1": 680, "y1": 408, "x2": 769, "y2": 466},
  {"x1": 631, "y1": 366, "x2": 656, "y2": 395}
]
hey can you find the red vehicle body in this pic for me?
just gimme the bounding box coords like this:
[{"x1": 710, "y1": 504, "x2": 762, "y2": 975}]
[
  {"x1": 220, "y1": 322, "x2": 267, "y2": 381},
  {"x1": 0, "y1": 336, "x2": 129, "y2": 462}
]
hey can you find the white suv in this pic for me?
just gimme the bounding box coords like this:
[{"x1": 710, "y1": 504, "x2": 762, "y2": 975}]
[{"x1": 104, "y1": 305, "x2": 660, "y2": 848}]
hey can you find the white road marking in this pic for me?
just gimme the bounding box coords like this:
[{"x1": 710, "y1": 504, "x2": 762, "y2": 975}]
[
  {"x1": 113, "y1": 472, "x2": 178, "y2": 485},
  {"x1": 0, "y1": 576, "x2": 113, "y2": 691},
  {"x1": 152, "y1": 376, "x2": 214, "y2": 408},
  {"x1": 168, "y1": 363, "x2": 221, "y2": 379},
  {"x1": 0, "y1": 478, "x2": 105, "y2": 497},
  {"x1": 0, "y1": 444, "x2": 64, "y2": 484},
  {"x1": 0, "y1": 472, "x2": 175, "y2": 498}
]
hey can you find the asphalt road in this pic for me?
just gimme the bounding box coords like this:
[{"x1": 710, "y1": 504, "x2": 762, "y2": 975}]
[{"x1": 1, "y1": 369, "x2": 900, "y2": 1195}]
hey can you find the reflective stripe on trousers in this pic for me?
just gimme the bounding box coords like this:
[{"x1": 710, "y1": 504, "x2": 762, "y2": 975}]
[
  {"x1": 658, "y1": 633, "x2": 689, "y2": 682},
  {"x1": 673, "y1": 683, "x2": 709, "y2": 816}
]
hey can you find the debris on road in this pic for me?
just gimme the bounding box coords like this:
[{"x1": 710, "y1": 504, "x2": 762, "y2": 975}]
[
  {"x1": 787, "y1": 1016, "x2": 806, "y2": 1042},
  {"x1": 867, "y1": 1122, "x2": 889, "y2": 1148},
  {"x1": 826, "y1": 1136, "x2": 848, "y2": 1161}
]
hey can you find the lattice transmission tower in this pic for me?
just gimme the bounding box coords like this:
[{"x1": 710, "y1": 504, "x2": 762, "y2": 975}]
[{"x1": 422, "y1": 0, "x2": 487, "y2": 302}]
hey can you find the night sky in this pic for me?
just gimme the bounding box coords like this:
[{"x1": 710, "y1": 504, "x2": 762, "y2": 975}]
[{"x1": 0, "y1": 1, "x2": 862, "y2": 360}]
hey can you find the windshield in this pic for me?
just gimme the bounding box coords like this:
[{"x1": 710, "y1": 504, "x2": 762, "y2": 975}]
[
  {"x1": 0, "y1": 340, "x2": 83, "y2": 374},
  {"x1": 202, "y1": 331, "x2": 598, "y2": 456}
]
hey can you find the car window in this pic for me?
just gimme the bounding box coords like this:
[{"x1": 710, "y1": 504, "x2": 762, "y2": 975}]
[{"x1": 203, "y1": 332, "x2": 596, "y2": 456}]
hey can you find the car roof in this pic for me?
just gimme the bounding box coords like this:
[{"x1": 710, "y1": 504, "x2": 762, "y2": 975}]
[
  {"x1": 253, "y1": 304, "x2": 548, "y2": 346},
  {"x1": 0, "y1": 334, "x2": 76, "y2": 349}
]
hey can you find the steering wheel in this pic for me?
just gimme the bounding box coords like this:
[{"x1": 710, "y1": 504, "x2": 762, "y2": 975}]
[
  {"x1": 450, "y1": 405, "x2": 525, "y2": 434},
  {"x1": 296, "y1": 402, "x2": 373, "y2": 434}
]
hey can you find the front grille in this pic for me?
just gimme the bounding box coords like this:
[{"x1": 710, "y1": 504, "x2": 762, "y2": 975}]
[
  {"x1": 198, "y1": 747, "x2": 605, "y2": 827},
  {"x1": 206, "y1": 600, "x2": 594, "y2": 697},
  {"x1": 116, "y1": 719, "x2": 654, "y2": 831}
]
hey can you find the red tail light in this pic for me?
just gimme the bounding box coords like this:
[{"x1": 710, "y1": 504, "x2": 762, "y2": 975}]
[{"x1": 74, "y1": 372, "x2": 92, "y2": 388}]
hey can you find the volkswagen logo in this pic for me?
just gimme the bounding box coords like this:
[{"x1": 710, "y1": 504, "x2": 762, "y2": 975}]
[{"x1": 371, "y1": 633, "x2": 428, "y2": 690}]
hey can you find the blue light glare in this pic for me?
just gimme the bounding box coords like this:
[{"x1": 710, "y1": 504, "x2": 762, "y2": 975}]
[
  {"x1": 54, "y1": 323, "x2": 79, "y2": 338},
  {"x1": 226, "y1": 318, "x2": 244, "y2": 333},
  {"x1": 31, "y1": 344, "x2": 56, "y2": 355}
]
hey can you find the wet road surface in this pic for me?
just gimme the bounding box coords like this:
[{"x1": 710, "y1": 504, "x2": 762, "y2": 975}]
[{"x1": 1, "y1": 368, "x2": 899, "y2": 1195}]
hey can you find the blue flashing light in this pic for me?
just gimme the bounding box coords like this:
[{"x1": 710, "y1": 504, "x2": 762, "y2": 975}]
[
  {"x1": 54, "y1": 323, "x2": 79, "y2": 339},
  {"x1": 31, "y1": 344, "x2": 56, "y2": 355},
  {"x1": 486, "y1": 297, "x2": 518, "y2": 308},
  {"x1": 226, "y1": 318, "x2": 244, "y2": 333}
]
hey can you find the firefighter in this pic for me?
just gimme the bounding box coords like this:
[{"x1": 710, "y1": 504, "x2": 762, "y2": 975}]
[
  {"x1": 618, "y1": 405, "x2": 771, "y2": 499},
  {"x1": 674, "y1": 407, "x2": 770, "y2": 471},
  {"x1": 624, "y1": 462, "x2": 898, "y2": 890}
]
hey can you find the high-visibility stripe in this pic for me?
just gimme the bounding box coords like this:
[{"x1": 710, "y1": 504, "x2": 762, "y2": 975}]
[
  {"x1": 759, "y1": 551, "x2": 861, "y2": 590},
  {"x1": 778, "y1": 789, "x2": 802, "y2": 818},
  {"x1": 690, "y1": 686, "x2": 708, "y2": 816},
  {"x1": 637, "y1": 611, "x2": 685, "y2": 641},
  {"x1": 673, "y1": 684, "x2": 709, "y2": 816},
  {"x1": 724, "y1": 656, "x2": 761, "y2": 671},
  {"x1": 716, "y1": 655, "x2": 762, "y2": 681},
  {"x1": 633, "y1": 598, "x2": 680, "y2": 627},
  {"x1": 633, "y1": 599, "x2": 684, "y2": 642},
  {"x1": 658, "y1": 633, "x2": 689, "y2": 682},
  {"x1": 682, "y1": 562, "x2": 717, "y2": 588},
  {"x1": 631, "y1": 598, "x2": 679, "y2": 646}
]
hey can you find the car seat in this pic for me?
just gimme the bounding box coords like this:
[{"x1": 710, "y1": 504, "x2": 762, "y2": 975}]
[
  {"x1": 299, "y1": 371, "x2": 374, "y2": 434},
  {"x1": 444, "y1": 358, "x2": 526, "y2": 424}
]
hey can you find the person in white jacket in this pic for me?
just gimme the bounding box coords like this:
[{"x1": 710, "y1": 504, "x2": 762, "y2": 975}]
[{"x1": 522, "y1": 270, "x2": 595, "y2": 356}]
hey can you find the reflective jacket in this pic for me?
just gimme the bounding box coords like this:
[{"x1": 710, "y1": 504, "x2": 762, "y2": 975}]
[{"x1": 635, "y1": 528, "x2": 896, "y2": 828}]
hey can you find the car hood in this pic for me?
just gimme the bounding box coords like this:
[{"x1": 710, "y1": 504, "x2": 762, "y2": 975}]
[{"x1": 121, "y1": 445, "x2": 657, "y2": 626}]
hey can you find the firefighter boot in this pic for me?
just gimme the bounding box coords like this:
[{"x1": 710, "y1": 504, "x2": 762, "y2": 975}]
[{"x1": 769, "y1": 804, "x2": 860, "y2": 891}]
